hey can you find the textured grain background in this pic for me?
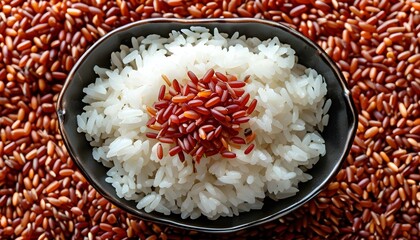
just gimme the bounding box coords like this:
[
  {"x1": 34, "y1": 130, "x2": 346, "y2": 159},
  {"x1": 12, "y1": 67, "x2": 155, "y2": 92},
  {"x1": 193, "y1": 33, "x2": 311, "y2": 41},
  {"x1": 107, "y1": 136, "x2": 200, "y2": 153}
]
[{"x1": 0, "y1": 0, "x2": 419, "y2": 239}]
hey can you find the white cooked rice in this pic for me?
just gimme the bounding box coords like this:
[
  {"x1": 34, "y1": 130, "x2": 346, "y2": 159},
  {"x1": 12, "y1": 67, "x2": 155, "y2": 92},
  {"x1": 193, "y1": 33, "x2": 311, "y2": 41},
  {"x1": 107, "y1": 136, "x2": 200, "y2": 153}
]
[{"x1": 77, "y1": 27, "x2": 330, "y2": 220}]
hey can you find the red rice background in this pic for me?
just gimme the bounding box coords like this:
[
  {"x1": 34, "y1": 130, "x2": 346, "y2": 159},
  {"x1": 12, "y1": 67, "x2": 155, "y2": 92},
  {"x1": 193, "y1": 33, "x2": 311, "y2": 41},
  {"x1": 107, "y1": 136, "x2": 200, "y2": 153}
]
[{"x1": 0, "y1": 0, "x2": 419, "y2": 239}]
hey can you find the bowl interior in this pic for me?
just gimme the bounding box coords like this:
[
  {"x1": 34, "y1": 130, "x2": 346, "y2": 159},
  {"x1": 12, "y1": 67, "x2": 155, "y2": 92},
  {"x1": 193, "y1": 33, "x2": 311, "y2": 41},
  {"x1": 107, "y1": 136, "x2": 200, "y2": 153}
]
[{"x1": 57, "y1": 18, "x2": 357, "y2": 232}]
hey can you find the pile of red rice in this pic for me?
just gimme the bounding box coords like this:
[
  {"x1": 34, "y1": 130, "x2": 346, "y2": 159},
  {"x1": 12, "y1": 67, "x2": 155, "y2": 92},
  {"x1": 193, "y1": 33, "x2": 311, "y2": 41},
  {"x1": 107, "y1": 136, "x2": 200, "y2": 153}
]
[{"x1": 0, "y1": 0, "x2": 419, "y2": 239}]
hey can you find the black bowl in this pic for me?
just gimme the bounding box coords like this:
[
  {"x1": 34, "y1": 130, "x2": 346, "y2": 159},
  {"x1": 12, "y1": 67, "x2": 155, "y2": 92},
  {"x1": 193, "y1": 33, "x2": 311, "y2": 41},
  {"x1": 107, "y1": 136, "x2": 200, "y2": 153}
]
[{"x1": 57, "y1": 18, "x2": 357, "y2": 233}]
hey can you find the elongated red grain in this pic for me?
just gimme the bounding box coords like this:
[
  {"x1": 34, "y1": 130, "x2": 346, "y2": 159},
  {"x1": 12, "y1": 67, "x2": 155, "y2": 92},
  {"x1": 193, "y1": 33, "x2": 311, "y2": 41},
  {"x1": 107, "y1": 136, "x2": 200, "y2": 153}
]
[
  {"x1": 168, "y1": 146, "x2": 182, "y2": 156},
  {"x1": 157, "y1": 144, "x2": 163, "y2": 159},
  {"x1": 187, "y1": 99, "x2": 203, "y2": 107},
  {"x1": 228, "y1": 81, "x2": 246, "y2": 88},
  {"x1": 202, "y1": 69, "x2": 215, "y2": 83},
  {"x1": 210, "y1": 109, "x2": 226, "y2": 122},
  {"x1": 183, "y1": 110, "x2": 200, "y2": 120},
  {"x1": 231, "y1": 137, "x2": 246, "y2": 144},
  {"x1": 221, "y1": 151, "x2": 236, "y2": 158},
  {"x1": 215, "y1": 72, "x2": 227, "y2": 82},
  {"x1": 204, "y1": 96, "x2": 221, "y2": 108},
  {"x1": 244, "y1": 144, "x2": 255, "y2": 155},
  {"x1": 187, "y1": 71, "x2": 199, "y2": 83}
]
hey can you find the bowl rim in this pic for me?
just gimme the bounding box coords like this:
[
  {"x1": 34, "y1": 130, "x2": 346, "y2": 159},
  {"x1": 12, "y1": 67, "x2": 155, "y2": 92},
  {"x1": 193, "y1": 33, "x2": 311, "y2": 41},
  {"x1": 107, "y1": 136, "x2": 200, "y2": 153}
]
[{"x1": 57, "y1": 18, "x2": 358, "y2": 233}]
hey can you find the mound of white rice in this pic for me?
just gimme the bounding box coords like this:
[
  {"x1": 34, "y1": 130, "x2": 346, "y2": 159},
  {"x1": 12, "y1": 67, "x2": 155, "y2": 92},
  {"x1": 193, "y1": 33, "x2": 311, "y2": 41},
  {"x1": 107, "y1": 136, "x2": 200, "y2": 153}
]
[{"x1": 77, "y1": 27, "x2": 331, "y2": 220}]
